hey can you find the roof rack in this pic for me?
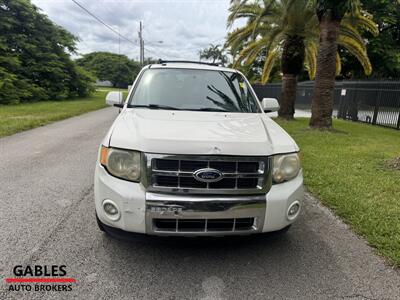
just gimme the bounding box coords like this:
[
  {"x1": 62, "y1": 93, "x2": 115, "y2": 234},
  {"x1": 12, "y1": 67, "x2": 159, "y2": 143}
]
[{"x1": 157, "y1": 59, "x2": 220, "y2": 67}]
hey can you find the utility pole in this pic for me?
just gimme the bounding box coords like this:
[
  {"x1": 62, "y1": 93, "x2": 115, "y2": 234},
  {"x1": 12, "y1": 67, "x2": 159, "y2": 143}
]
[
  {"x1": 138, "y1": 21, "x2": 144, "y2": 66},
  {"x1": 142, "y1": 38, "x2": 145, "y2": 65}
]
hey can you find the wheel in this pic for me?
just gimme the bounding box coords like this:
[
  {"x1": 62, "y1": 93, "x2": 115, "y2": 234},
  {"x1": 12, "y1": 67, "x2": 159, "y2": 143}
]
[{"x1": 267, "y1": 224, "x2": 291, "y2": 238}]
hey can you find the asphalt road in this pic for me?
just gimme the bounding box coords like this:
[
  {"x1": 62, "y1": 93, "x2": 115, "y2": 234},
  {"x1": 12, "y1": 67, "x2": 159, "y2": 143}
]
[{"x1": 0, "y1": 107, "x2": 399, "y2": 300}]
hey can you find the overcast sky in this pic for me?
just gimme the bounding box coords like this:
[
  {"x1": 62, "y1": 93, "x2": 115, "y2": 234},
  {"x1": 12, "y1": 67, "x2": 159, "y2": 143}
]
[{"x1": 31, "y1": 0, "x2": 236, "y2": 61}]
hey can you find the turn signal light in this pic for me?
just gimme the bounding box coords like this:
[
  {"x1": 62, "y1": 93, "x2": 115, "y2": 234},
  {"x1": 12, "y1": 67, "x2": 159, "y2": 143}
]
[{"x1": 100, "y1": 146, "x2": 108, "y2": 166}]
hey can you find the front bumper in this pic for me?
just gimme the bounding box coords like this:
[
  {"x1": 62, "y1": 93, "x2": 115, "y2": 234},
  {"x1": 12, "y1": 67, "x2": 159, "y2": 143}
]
[
  {"x1": 94, "y1": 163, "x2": 304, "y2": 236},
  {"x1": 146, "y1": 192, "x2": 266, "y2": 236}
]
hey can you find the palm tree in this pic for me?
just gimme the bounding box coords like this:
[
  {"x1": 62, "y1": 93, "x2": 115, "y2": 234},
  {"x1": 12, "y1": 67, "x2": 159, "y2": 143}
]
[
  {"x1": 226, "y1": 0, "x2": 377, "y2": 120},
  {"x1": 199, "y1": 44, "x2": 228, "y2": 65},
  {"x1": 309, "y1": 0, "x2": 377, "y2": 128},
  {"x1": 227, "y1": 0, "x2": 316, "y2": 119}
]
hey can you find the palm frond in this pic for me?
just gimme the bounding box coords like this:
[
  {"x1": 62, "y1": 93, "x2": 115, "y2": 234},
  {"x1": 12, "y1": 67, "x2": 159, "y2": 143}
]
[
  {"x1": 338, "y1": 35, "x2": 372, "y2": 75},
  {"x1": 234, "y1": 38, "x2": 265, "y2": 67},
  {"x1": 360, "y1": 11, "x2": 377, "y2": 31},
  {"x1": 304, "y1": 41, "x2": 317, "y2": 79},
  {"x1": 226, "y1": 25, "x2": 256, "y2": 54},
  {"x1": 244, "y1": 38, "x2": 269, "y2": 65},
  {"x1": 339, "y1": 23, "x2": 367, "y2": 52},
  {"x1": 261, "y1": 50, "x2": 279, "y2": 84},
  {"x1": 343, "y1": 11, "x2": 378, "y2": 36},
  {"x1": 227, "y1": 2, "x2": 260, "y2": 27},
  {"x1": 336, "y1": 52, "x2": 342, "y2": 76}
]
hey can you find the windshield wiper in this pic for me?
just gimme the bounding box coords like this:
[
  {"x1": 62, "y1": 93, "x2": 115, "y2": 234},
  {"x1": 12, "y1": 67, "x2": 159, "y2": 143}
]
[
  {"x1": 128, "y1": 104, "x2": 181, "y2": 110},
  {"x1": 187, "y1": 107, "x2": 229, "y2": 112}
]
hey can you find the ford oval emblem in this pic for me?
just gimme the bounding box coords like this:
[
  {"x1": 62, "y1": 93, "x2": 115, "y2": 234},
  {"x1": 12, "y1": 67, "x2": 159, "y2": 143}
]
[{"x1": 193, "y1": 168, "x2": 223, "y2": 183}]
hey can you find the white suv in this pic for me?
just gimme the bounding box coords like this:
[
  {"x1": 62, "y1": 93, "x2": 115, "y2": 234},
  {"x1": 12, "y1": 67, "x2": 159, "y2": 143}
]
[{"x1": 94, "y1": 61, "x2": 303, "y2": 237}]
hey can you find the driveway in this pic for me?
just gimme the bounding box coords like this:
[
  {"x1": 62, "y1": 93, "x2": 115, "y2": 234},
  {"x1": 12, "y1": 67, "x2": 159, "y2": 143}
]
[{"x1": 0, "y1": 108, "x2": 399, "y2": 299}]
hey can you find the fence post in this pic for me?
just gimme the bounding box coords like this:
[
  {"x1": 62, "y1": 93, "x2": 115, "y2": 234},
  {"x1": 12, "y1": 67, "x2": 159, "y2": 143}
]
[
  {"x1": 397, "y1": 81, "x2": 400, "y2": 130},
  {"x1": 372, "y1": 90, "x2": 382, "y2": 125},
  {"x1": 397, "y1": 110, "x2": 400, "y2": 130},
  {"x1": 349, "y1": 89, "x2": 359, "y2": 121},
  {"x1": 338, "y1": 94, "x2": 347, "y2": 119}
]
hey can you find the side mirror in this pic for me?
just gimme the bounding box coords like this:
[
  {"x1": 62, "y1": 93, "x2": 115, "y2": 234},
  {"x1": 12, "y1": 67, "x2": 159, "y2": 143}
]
[
  {"x1": 106, "y1": 91, "x2": 124, "y2": 108},
  {"x1": 262, "y1": 98, "x2": 280, "y2": 112}
]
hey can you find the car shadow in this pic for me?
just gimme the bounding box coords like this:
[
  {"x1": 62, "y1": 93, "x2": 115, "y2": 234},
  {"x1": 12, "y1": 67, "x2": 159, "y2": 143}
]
[{"x1": 95, "y1": 217, "x2": 348, "y2": 299}]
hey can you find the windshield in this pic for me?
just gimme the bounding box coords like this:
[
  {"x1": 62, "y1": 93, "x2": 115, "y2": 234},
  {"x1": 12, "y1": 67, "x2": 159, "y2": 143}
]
[{"x1": 128, "y1": 68, "x2": 260, "y2": 113}]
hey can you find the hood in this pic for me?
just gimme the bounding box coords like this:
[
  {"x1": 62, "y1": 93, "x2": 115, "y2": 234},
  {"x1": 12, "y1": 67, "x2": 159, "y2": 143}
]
[{"x1": 107, "y1": 109, "x2": 298, "y2": 156}]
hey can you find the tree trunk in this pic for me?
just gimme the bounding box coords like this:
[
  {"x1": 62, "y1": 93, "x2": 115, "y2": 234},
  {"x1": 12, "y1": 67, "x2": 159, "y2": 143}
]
[
  {"x1": 278, "y1": 74, "x2": 297, "y2": 120},
  {"x1": 278, "y1": 35, "x2": 305, "y2": 120},
  {"x1": 309, "y1": 17, "x2": 340, "y2": 129}
]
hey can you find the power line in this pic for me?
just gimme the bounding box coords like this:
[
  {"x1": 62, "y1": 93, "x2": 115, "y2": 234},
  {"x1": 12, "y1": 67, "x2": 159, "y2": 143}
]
[
  {"x1": 143, "y1": 34, "x2": 227, "y2": 61},
  {"x1": 171, "y1": 36, "x2": 227, "y2": 52},
  {"x1": 144, "y1": 40, "x2": 163, "y2": 47},
  {"x1": 71, "y1": 0, "x2": 138, "y2": 47},
  {"x1": 144, "y1": 47, "x2": 160, "y2": 56},
  {"x1": 144, "y1": 44, "x2": 172, "y2": 57},
  {"x1": 71, "y1": 0, "x2": 226, "y2": 61}
]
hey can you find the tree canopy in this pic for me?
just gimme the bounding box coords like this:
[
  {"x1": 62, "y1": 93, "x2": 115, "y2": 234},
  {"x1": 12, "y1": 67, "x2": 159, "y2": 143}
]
[
  {"x1": 0, "y1": 0, "x2": 94, "y2": 104},
  {"x1": 76, "y1": 52, "x2": 141, "y2": 88},
  {"x1": 340, "y1": 0, "x2": 400, "y2": 78}
]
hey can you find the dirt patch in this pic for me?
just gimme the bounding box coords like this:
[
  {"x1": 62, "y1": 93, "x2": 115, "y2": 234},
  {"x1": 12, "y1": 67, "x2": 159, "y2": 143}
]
[{"x1": 387, "y1": 157, "x2": 400, "y2": 170}]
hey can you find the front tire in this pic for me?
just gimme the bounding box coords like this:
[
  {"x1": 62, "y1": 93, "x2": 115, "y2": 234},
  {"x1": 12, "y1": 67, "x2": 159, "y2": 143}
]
[
  {"x1": 267, "y1": 224, "x2": 291, "y2": 238},
  {"x1": 96, "y1": 213, "x2": 105, "y2": 232}
]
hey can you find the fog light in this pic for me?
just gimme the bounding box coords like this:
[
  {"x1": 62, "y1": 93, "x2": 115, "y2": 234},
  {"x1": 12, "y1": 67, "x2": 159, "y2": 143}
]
[
  {"x1": 102, "y1": 199, "x2": 120, "y2": 221},
  {"x1": 287, "y1": 201, "x2": 300, "y2": 220}
]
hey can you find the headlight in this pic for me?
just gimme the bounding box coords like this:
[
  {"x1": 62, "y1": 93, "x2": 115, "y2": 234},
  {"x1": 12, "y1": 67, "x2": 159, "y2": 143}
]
[
  {"x1": 272, "y1": 153, "x2": 300, "y2": 183},
  {"x1": 100, "y1": 146, "x2": 141, "y2": 182}
]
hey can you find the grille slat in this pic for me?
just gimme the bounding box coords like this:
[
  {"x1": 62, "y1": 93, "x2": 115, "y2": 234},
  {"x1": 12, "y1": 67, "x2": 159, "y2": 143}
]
[
  {"x1": 235, "y1": 218, "x2": 255, "y2": 230},
  {"x1": 209, "y1": 161, "x2": 236, "y2": 172},
  {"x1": 155, "y1": 159, "x2": 179, "y2": 171},
  {"x1": 237, "y1": 178, "x2": 258, "y2": 189},
  {"x1": 151, "y1": 157, "x2": 268, "y2": 192},
  {"x1": 180, "y1": 160, "x2": 207, "y2": 172},
  {"x1": 154, "y1": 175, "x2": 178, "y2": 187},
  {"x1": 238, "y1": 162, "x2": 259, "y2": 173},
  {"x1": 179, "y1": 177, "x2": 207, "y2": 188},
  {"x1": 154, "y1": 218, "x2": 255, "y2": 233},
  {"x1": 209, "y1": 178, "x2": 236, "y2": 189}
]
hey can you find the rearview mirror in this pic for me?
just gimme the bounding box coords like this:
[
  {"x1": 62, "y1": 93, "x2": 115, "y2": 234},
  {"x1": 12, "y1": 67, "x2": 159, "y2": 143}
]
[
  {"x1": 262, "y1": 98, "x2": 280, "y2": 112},
  {"x1": 106, "y1": 91, "x2": 124, "y2": 108}
]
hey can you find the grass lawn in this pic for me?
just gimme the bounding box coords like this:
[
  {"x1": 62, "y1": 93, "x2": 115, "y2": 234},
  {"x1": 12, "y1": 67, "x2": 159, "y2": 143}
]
[
  {"x1": 0, "y1": 89, "x2": 127, "y2": 138},
  {"x1": 276, "y1": 118, "x2": 400, "y2": 266}
]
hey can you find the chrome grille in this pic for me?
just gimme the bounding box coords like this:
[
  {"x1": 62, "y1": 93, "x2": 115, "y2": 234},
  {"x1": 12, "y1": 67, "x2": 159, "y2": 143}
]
[{"x1": 143, "y1": 154, "x2": 271, "y2": 195}]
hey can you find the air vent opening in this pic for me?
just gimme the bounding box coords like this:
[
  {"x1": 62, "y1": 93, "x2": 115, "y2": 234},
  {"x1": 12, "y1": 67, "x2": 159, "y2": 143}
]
[{"x1": 153, "y1": 218, "x2": 255, "y2": 232}]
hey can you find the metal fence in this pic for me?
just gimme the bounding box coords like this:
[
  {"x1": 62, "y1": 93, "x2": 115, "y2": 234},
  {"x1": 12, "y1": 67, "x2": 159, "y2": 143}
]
[{"x1": 252, "y1": 80, "x2": 400, "y2": 130}]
